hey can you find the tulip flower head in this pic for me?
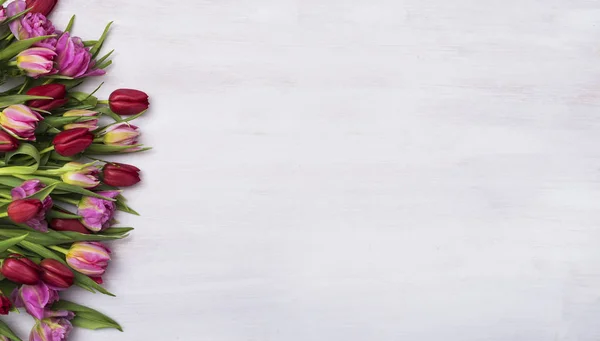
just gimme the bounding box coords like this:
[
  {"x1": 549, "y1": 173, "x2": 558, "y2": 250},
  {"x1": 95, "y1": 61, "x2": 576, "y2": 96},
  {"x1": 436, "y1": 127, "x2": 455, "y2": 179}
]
[
  {"x1": 62, "y1": 109, "x2": 99, "y2": 131},
  {"x1": 0, "y1": 131, "x2": 19, "y2": 152},
  {"x1": 60, "y1": 162, "x2": 100, "y2": 188},
  {"x1": 16, "y1": 47, "x2": 56, "y2": 78},
  {"x1": 11, "y1": 282, "x2": 58, "y2": 320},
  {"x1": 26, "y1": 84, "x2": 68, "y2": 111},
  {"x1": 109, "y1": 89, "x2": 149, "y2": 116},
  {"x1": 26, "y1": 0, "x2": 58, "y2": 17},
  {"x1": 11, "y1": 180, "x2": 52, "y2": 231},
  {"x1": 7, "y1": 1, "x2": 55, "y2": 40},
  {"x1": 0, "y1": 105, "x2": 43, "y2": 141},
  {"x1": 102, "y1": 162, "x2": 141, "y2": 187},
  {"x1": 103, "y1": 122, "x2": 140, "y2": 151},
  {"x1": 7, "y1": 199, "x2": 50, "y2": 232},
  {"x1": 40, "y1": 259, "x2": 74, "y2": 290},
  {"x1": 0, "y1": 295, "x2": 11, "y2": 315},
  {"x1": 1, "y1": 255, "x2": 41, "y2": 285},
  {"x1": 77, "y1": 191, "x2": 119, "y2": 231},
  {"x1": 54, "y1": 32, "x2": 105, "y2": 78},
  {"x1": 66, "y1": 242, "x2": 111, "y2": 276},
  {"x1": 52, "y1": 128, "x2": 94, "y2": 156}
]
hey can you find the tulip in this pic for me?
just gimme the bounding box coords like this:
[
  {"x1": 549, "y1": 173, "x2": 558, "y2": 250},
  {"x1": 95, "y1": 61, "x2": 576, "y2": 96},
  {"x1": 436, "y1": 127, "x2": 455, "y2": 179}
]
[
  {"x1": 11, "y1": 282, "x2": 58, "y2": 319},
  {"x1": 50, "y1": 218, "x2": 90, "y2": 234},
  {"x1": 103, "y1": 123, "x2": 140, "y2": 151},
  {"x1": 102, "y1": 163, "x2": 141, "y2": 187},
  {"x1": 0, "y1": 105, "x2": 43, "y2": 141},
  {"x1": 26, "y1": 0, "x2": 58, "y2": 17},
  {"x1": 7, "y1": 1, "x2": 55, "y2": 40},
  {"x1": 30, "y1": 314, "x2": 73, "y2": 341},
  {"x1": 8, "y1": 199, "x2": 43, "y2": 223},
  {"x1": 60, "y1": 162, "x2": 100, "y2": 188},
  {"x1": 26, "y1": 84, "x2": 68, "y2": 111},
  {"x1": 109, "y1": 89, "x2": 149, "y2": 116},
  {"x1": 0, "y1": 131, "x2": 19, "y2": 152},
  {"x1": 40, "y1": 259, "x2": 74, "y2": 289},
  {"x1": 54, "y1": 32, "x2": 104, "y2": 78},
  {"x1": 66, "y1": 242, "x2": 111, "y2": 276},
  {"x1": 52, "y1": 128, "x2": 93, "y2": 156},
  {"x1": 0, "y1": 295, "x2": 11, "y2": 315},
  {"x1": 1, "y1": 255, "x2": 41, "y2": 285},
  {"x1": 16, "y1": 47, "x2": 56, "y2": 78},
  {"x1": 10, "y1": 180, "x2": 52, "y2": 231},
  {"x1": 62, "y1": 109, "x2": 98, "y2": 131},
  {"x1": 77, "y1": 191, "x2": 119, "y2": 232}
]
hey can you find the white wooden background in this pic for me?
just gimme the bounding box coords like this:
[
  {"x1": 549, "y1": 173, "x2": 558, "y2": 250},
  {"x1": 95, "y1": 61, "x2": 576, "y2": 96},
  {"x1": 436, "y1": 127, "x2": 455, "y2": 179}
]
[{"x1": 7, "y1": 0, "x2": 600, "y2": 340}]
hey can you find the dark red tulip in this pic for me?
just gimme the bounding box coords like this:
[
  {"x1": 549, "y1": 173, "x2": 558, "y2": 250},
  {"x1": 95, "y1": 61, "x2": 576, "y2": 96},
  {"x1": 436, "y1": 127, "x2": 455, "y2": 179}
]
[
  {"x1": 26, "y1": 84, "x2": 68, "y2": 111},
  {"x1": 1, "y1": 255, "x2": 41, "y2": 285},
  {"x1": 52, "y1": 128, "x2": 93, "y2": 156},
  {"x1": 109, "y1": 89, "x2": 149, "y2": 116},
  {"x1": 8, "y1": 199, "x2": 43, "y2": 223},
  {"x1": 0, "y1": 131, "x2": 19, "y2": 152},
  {"x1": 25, "y1": 0, "x2": 58, "y2": 16},
  {"x1": 40, "y1": 259, "x2": 74, "y2": 289},
  {"x1": 50, "y1": 218, "x2": 90, "y2": 234},
  {"x1": 102, "y1": 163, "x2": 141, "y2": 187},
  {"x1": 0, "y1": 295, "x2": 11, "y2": 315}
]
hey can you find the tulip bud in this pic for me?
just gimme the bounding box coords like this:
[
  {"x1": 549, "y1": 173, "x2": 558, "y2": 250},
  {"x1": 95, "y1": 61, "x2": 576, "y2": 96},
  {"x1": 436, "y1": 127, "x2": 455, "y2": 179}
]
[
  {"x1": 78, "y1": 190, "x2": 119, "y2": 232},
  {"x1": 60, "y1": 162, "x2": 99, "y2": 188},
  {"x1": 0, "y1": 131, "x2": 18, "y2": 152},
  {"x1": 16, "y1": 47, "x2": 56, "y2": 78},
  {"x1": 62, "y1": 109, "x2": 99, "y2": 131},
  {"x1": 12, "y1": 282, "x2": 58, "y2": 320},
  {"x1": 50, "y1": 218, "x2": 90, "y2": 234},
  {"x1": 26, "y1": 0, "x2": 58, "y2": 16},
  {"x1": 26, "y1": 84, "x2": 68, "y2": 111},
  {"x1": 0, "y1": 105, "x2": 43, "y2": 141},
  {"x1": 8, "y1": 199, "x2": 43, "y2": 223},
  {"x1": 40, "y1": 259, "x2": 74, "y2": 289},
  {"x1": 52, "y1": 128, "x2": 93, "y2": 156},
  {"x1": 1, "y1": 254, "x2": 41, "y2": 285},
  {"x1": 109, "y1": 89, "x2": 149, "y2": 116},
  {"x1": 66, "y1": 242, "x2": 111, "y2": 276},
  {"x1": 103, "y1": 122, "x2": 140, "y2": 149},
  {"x1": 102, "y1": 163, "x2": 141, "y2": 187},
  {"x1": 0, "y1": 295, "x2": 11, "y2": 315}
]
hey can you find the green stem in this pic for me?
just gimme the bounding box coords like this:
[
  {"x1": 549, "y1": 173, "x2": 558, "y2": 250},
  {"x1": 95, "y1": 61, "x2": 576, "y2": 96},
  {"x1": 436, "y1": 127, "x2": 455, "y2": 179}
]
[
  {"x1": 53, "y1": 196, "x2": 79, "y2": 205},
  {"x1": 0, "y1": 213, "x2": 7, "y2": 218},
  {"x1": 49, "y1": 246, "x2": 69, "y2": 255},
  {"x1": 39, "y1": 146, "x2": 55, "y2": 154},
  {"x1": 7, "y1": 61, "x2": 16, "y2": 66},
  {"x1": 7, "y1": 248, "x2": 21, "y2": 255},
  {"x1": 97, "y1": 100, "x2": 109, "y2": 105}
]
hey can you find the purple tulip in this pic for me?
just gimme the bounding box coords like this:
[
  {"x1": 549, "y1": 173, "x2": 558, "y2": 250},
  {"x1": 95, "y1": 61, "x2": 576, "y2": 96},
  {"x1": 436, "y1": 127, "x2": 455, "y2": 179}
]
[
  {"x1": 66, "y1": 242, "x2": 111, "y2": 276},
  {"x1": 53, "y1": 32, "x2": 105, "y2": 78},
  {"x1": 11, "y1": 282, "x2": 59, "y2": 320},
  {"x1": 16, "y1": 47, "x2": 56, "y2": 78},
  {"x1": 11, "y1": 180, "x2": 52, "y2": 232},
  {"x1": 30, "y1": 311, "x2": 74, "y2": 341},
  {"x1": 0, "y1": 7, "x2": 7, "y2": 23},
  {"x1": 7, "y1": 1, "x2": 55, "y2": 41},
  {"x1": 77, "y1": 190, "x2": 119, "y2": 232}
]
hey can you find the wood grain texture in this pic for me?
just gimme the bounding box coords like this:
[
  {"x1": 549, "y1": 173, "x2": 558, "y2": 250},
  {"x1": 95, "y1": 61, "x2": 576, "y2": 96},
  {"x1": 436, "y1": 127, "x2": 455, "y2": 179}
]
[{"x1": 6, "y1": 0, "x2": 600, "y2": 340}]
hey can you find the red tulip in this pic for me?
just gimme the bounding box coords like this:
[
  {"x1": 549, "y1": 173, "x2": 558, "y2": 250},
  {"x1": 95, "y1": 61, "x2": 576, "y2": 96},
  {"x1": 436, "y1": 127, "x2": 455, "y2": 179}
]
[
  {"x1": 50, "y1": 218, "x2": 90, "y2": 234},
  {"x1": 102, "y1": 163, "x2": 141, "y2": 187},
  {"x1": 25, "y1": 0, "x2": 58, "y2": 16},
  {"x1": 26, "y1": 84, "x2": 68, "y2": 111},
  {"x1": 8, "y1": 199, "x2": 43, "y2": 223},
  {"x1": 1, "y1": 255, "x2": 41, "y2": 285},
  {"x1": 40, "y1": 259, "x2": 74, "y2": 289},
  {"x1": 0, "y1": 295, "x2": 11, "y2": 315},
  {"x1": 109, "y1": 89, "x2": 149, "y2": 116},
  {"x1": 0, "y1": 131, "x2": 19, "y2": 152},
  {"x1": 52, "y1": 128, "x2": 93, "y2": 156}
]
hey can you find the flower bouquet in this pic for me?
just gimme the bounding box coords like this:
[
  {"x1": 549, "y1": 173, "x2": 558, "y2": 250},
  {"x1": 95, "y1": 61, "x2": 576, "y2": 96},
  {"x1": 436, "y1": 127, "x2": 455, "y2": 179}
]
[{"x1": 0, "y1": 0, "x2": 150, "y2": 340}]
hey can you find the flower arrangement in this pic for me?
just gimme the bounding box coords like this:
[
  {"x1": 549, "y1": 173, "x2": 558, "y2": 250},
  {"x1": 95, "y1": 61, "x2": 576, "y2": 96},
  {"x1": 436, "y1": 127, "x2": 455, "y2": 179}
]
[{"x1": 0, "y1": 0, "x2": 150, "y2": 339}]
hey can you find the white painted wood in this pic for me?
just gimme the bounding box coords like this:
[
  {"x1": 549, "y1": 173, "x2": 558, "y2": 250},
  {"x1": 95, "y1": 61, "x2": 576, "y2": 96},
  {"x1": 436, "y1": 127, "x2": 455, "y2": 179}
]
[{"x1": 9, "y1": 0, "x2": 600, "y2": 340}]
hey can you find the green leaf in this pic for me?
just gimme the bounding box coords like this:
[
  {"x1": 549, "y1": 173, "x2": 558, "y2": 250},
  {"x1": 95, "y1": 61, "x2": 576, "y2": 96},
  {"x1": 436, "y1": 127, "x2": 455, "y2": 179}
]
[
  {"x1": 52, "y1": 300, "x2": 122, "y2": 331},
  {"x1": 0, "y1": 144, "x2": 40, "y2": 175},
  {"x1": 64, "y1": 15, "x2": 75, "y2": 33},
  {"x1": 47, "y1": 209, "x2": 81, "y2": 219},
  {"x1": 0, "y1": 228, "x2": 130, "y2": 246},
  {"x1": 97, "y1": 107, "x2": 122, "y2": 122},
  {"x1": 0, "y1": 319, "x2": 23, "y2": 341},
  {"x1": 90, "y1": 22, "x2": 112, "y2": 58},
  {"x1": 95, "y1": 50, "x2": 114, "y2": 66},
  {"x1": 116, "y1": 196, "x2": 139, "y2": 215},
  {"x1": 0, "y1": 95, "x2": 52, "y2": 108},
  {"x1": 0, "y1": 233, "x2": 28, "y2": 253},
  {"x1": 4, "y1": 8, "x2": 32, "y2": 25},
  {"x1": 85, "y1": 144, "x2": 143, "y2": 154},
  {"x1": 26, "y1": 182, "x2": 58, "y2": 201},
  {"x1": 0, "y1": 35, "x2": 55, "y2": 60}
]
